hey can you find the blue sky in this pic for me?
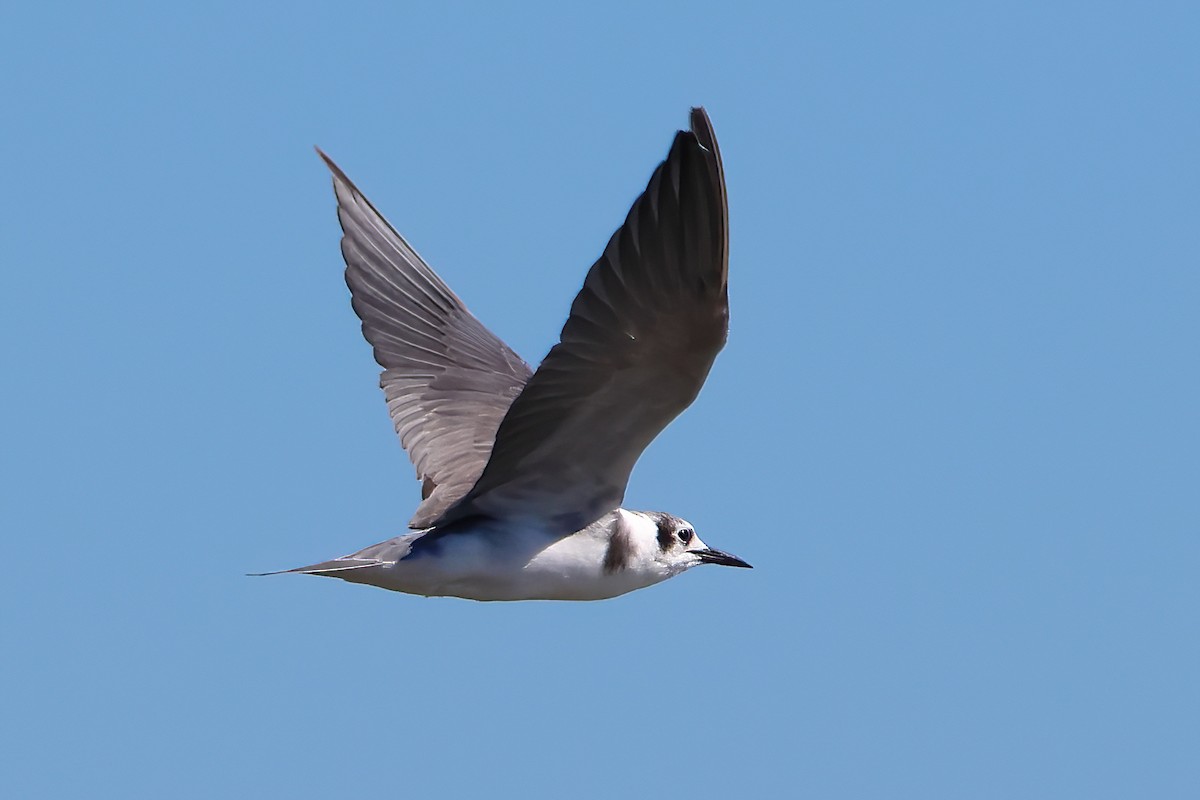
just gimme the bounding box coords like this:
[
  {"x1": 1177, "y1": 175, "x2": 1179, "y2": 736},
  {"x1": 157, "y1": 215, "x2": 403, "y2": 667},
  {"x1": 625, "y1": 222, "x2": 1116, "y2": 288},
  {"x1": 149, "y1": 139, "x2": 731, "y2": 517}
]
[{"x1": 3, "y1": 1, "x2": 1198, "y2": 797}]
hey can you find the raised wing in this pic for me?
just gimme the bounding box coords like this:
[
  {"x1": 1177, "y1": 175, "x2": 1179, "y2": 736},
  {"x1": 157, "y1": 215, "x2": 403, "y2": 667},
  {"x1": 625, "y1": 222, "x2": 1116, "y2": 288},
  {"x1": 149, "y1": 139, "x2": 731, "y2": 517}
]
[
  {"x1": 428, "y1": 107, "x2": 728, "y2": 530},
  {"x1": 318, "y1": 151, "x2": 533, "y2": 527}
]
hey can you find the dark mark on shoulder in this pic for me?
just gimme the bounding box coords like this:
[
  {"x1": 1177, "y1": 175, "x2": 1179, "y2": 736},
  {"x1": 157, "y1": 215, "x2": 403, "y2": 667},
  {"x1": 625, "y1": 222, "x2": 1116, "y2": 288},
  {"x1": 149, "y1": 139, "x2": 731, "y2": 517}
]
[{"x1": 603, "y1": 514, "x2": 635, "y2": 574}]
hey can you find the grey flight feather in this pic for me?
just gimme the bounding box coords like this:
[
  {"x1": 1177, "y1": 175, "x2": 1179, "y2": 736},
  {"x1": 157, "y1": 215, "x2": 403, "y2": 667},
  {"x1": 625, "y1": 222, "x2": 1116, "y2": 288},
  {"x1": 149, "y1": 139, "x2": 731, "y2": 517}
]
[
  {"x1": 317, "y1": 150, "x2": 534, "y2": 527},
  {"x1": 430, "y1": 107, "x2": 729, "y2": 530}
]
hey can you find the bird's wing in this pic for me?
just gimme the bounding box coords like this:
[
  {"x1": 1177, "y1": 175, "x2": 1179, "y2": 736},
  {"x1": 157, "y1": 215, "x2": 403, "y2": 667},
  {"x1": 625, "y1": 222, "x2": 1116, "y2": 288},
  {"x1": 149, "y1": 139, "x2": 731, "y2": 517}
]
[
  {"x1": 427, "y1": 107, "x2": 728, "y2": 530},
  {"x1": 318, "y1": 151, "x2": 533, "y2": 528}
]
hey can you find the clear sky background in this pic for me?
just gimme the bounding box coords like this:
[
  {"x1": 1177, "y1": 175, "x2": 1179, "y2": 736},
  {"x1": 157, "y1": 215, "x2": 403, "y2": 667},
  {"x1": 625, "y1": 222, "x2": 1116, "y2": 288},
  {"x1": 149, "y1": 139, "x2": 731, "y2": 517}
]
[{"x1": 3, "y1": 2, "x2": 1198, "y2": 797}]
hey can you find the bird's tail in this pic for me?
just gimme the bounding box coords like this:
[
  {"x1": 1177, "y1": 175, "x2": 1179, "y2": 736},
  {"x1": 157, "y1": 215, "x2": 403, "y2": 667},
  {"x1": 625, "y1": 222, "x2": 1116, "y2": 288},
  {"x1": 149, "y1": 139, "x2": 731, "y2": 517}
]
[
  {"x1": 249, "y1": 533, "x2": 419, "y2": 579},
  {"x1": 247, "y1": 557, "x2": 386, "y2": 577}
]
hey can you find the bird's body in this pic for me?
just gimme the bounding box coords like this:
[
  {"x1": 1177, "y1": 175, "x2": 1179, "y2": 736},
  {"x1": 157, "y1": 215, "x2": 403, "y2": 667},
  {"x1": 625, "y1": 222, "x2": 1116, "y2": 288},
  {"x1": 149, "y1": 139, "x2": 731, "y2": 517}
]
[
  {"x1": 304, "y1": 511, "x2": 715, "y2": 602},
  {"x1": 261, "y1": 107, "x2": 750, "y2": 601}
]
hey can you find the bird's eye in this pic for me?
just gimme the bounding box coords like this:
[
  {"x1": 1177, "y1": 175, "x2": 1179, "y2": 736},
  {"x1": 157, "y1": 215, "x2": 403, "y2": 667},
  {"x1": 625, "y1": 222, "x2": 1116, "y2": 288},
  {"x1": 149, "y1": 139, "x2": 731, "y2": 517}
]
[{"x1": 678, "y1": 529, "x2": 693, "y2": 545}]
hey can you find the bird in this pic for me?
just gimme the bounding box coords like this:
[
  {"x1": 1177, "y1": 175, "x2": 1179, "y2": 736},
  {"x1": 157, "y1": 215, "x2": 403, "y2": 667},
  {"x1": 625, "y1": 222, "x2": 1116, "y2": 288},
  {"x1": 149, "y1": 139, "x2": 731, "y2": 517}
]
[{"x1": 261, "y1": 107, "x2": 750, "y2": 601}]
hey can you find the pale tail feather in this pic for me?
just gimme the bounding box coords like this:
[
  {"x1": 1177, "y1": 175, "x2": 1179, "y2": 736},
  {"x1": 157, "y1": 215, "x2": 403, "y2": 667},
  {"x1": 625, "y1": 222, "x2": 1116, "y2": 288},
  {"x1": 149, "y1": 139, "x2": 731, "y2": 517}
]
[
  {"x1": 248, "y1": 533, "x2": 423, "y2": 578},
  {"x1": 247, "y1": 558, "x2": 386, "y2": 577}
]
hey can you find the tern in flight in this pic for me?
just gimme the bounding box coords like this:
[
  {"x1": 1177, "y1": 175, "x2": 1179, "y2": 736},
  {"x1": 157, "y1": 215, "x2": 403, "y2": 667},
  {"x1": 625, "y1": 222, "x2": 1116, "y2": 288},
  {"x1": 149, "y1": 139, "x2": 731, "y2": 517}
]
[{"x1": 263, "y1": 107, "x2": 750, "y2": 600}]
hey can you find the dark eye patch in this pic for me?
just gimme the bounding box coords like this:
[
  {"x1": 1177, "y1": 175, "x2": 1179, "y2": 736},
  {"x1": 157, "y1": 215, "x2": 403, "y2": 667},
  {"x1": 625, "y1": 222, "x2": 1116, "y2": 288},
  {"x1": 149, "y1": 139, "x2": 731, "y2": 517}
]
[{"x1": 656, "y1": 516, "x2": 676, "y2": 552}]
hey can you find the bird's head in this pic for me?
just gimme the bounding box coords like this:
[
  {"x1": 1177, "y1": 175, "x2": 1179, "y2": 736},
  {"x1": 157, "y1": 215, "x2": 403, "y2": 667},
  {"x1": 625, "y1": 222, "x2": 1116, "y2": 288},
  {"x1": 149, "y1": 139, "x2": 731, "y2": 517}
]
[{"x1": 640, "y1": 511, "x2": 752, "y2": 574}]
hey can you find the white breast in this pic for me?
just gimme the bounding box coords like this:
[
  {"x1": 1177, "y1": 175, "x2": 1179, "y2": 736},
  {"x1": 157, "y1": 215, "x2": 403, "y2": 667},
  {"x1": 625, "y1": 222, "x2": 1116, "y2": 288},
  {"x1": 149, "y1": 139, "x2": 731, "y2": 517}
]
[{"x1": 373, "y1": 510, "x2": 672, "y2": 601}]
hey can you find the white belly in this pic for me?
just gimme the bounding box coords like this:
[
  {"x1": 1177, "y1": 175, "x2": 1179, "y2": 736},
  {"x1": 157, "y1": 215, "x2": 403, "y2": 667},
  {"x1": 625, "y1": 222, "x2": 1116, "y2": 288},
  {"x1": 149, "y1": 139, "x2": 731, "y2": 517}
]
[{"x1": 356, "y1": 521, "x2": 669, "y2": 601}]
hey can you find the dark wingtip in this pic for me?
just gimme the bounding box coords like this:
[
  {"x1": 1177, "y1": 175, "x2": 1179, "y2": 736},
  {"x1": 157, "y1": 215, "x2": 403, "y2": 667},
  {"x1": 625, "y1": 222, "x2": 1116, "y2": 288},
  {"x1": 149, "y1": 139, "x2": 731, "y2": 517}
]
[
  {"x1": 314, "y1": 145, "x2": 335, "y2": 171},
  {"x1": 685, "y1": 106, "x2": 727, "y2": 284},
  {"x1": 689, "y1": 107, "x2": 716, "y2": 149},
  {"x1": 314, "y1": 146, "x2": 353, "y2": 186}
]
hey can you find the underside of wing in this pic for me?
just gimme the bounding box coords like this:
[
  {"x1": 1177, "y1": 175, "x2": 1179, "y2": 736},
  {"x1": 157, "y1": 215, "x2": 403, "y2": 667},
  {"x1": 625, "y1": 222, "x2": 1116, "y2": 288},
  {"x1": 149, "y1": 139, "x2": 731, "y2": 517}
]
[
  {"x1": 319, "y1": 152, "x2": 533, "y2": 527},
  {"x1": 430, "y1": 107, "x2": 729, "y2": 530}
]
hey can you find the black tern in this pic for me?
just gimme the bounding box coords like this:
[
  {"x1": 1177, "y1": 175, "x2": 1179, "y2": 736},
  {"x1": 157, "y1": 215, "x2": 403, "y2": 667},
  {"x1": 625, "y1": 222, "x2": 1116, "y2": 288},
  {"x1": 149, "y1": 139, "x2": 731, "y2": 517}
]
[{"x1": 263, "y1": 107, "x2": 749, "y2": 600}]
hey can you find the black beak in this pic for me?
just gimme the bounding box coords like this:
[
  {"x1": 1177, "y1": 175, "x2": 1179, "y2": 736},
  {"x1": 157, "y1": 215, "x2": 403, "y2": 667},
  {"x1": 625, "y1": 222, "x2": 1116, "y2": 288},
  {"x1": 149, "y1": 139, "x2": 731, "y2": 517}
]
[{"x1": 693, "y1": 547, "x2": 753, "y2": 569}]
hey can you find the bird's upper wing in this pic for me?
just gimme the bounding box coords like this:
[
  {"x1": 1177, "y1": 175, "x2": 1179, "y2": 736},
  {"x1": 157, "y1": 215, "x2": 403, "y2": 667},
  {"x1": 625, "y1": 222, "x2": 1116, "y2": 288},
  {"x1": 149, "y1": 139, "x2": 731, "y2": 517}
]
[
  {"x1": 427, "y1": 107, "x2": 728, "y2": 530},
  {"x1": 318, "y1": 151, "x2": 533, "y2": 528}
]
